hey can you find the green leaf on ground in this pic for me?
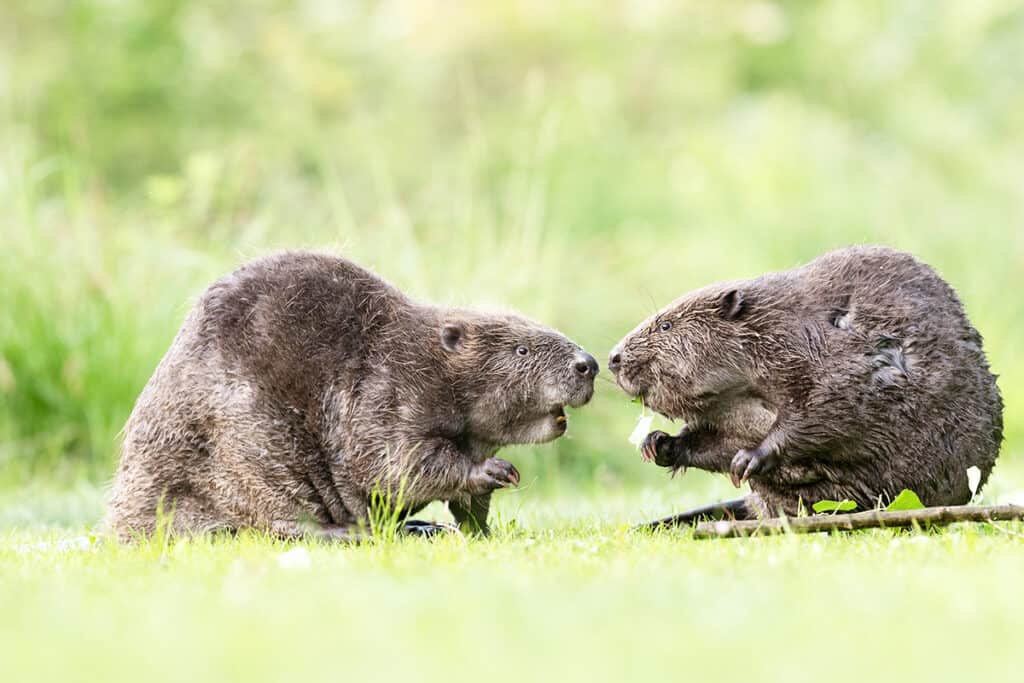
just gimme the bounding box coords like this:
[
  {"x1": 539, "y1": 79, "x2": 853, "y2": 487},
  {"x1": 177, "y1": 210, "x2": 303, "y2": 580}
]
[
  {"x1": 812, "y1": 499, "x2": 857, "y2": 513},
  {"x1": 886, "y1": 489, "x2": 925, "y2": 511}
]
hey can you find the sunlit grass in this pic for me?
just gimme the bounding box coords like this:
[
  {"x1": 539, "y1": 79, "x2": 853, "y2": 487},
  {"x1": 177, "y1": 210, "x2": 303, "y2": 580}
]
[{"x1": 2, "y1": 490, "x2": 1024, "y2": 683}]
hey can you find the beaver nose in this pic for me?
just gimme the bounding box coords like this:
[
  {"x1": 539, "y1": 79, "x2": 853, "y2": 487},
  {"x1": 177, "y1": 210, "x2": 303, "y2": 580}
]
[
  {"x1": 608, "y1": 350, "x2": 622, "y2": 374},
  {"x1": 573, "y1": 351, "x2": 599, "y2": 377}
]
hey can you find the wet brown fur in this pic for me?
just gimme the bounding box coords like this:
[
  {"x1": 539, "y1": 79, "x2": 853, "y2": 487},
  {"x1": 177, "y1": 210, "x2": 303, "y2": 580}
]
[
  {"x1": 611, "y1": 246, "x2": 1003, "y2": 516},
  {"x1": 108, "y1": 251, "x2": 596, "y2": 539}
]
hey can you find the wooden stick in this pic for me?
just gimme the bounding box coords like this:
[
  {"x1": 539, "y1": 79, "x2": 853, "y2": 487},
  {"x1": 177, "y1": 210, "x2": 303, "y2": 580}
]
[{"x1": 690, "y1": 504, "x2": 1024, "y2": 539}]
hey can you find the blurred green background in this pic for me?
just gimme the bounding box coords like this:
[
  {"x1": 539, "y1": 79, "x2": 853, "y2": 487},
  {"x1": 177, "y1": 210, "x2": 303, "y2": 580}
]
[{"x1": 2, "y1": 0, "x2": 1023, "y2": 502}]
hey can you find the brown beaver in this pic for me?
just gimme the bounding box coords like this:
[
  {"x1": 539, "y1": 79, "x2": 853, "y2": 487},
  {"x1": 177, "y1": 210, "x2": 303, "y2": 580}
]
[
  {"x1": 108, "y1": 251, "x2": 598, "y2": 540},
  {"x1": 609, "y1": 246, "x2": 1003, "y2": 523}
]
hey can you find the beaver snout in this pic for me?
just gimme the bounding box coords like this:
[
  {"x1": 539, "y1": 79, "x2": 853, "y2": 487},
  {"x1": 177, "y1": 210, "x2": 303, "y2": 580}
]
[
  {"x1": 609, "y1": 344, "x2": 634, "y2": 375},
  {"x1": 573, "y1": 351, "x2": 599, "y2": 378},
  {"x1": 607, "y1": 345, "x2": 645, "y2": 398},
  {"x1": 608, "y1": 350, "x2": 622, "y2": 374},
  {"x1": 561, "y1": 351, "x2": 597, "y2": 408}
]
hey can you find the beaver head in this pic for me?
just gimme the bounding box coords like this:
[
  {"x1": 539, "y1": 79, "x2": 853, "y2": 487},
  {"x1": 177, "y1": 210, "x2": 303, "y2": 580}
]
[
  {"x1": 607, "y1": 284, "x2": 759, "y2": 421},
  {"x1": 439, "y1": 311, "x2": 597, "y2": 445}
]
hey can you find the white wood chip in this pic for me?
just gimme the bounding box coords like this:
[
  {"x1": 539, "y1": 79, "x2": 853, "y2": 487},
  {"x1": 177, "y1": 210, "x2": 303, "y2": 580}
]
[
  {"x1": 628, "y1": 413, "x2": 654, "y2": 448},
  {"x1": 967, "y1": 465, "x2": 982, "y2": 500}
]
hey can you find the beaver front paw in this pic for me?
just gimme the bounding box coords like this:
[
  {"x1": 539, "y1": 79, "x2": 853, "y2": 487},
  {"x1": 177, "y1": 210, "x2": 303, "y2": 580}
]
[
  {"x1": 640, "y1": 429, "x2": 689, "y2": 471},
  {"x1": 468, "y1": 457, "x2": 521, "y2": 494},
  {"x1": 730, "y1": 446, "x2": 778, "y2": 486}
]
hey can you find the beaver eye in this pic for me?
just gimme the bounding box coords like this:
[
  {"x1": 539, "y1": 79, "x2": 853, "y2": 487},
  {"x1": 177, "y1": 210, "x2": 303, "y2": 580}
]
[
  {"x1": 515, "y1": 345, "x2": 529, "y2": 356},
  {"x1": 659, "y1": 321, "x2": 673, "y2": 332}
]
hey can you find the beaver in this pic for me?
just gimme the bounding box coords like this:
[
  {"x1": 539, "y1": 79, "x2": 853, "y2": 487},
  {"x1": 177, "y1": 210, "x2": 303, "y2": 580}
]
[
  {"x1": 107, "y1": 251, "x2": 598, "y2": 540},
  {"x1": 609, "y1": 245, "x2": 1003, "y2": 523}
]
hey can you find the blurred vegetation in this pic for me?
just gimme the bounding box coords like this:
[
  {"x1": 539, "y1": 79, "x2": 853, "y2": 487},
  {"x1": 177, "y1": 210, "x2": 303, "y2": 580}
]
[{"x1": 2, "y1": 0, "x2": 1023, "y2": 490}]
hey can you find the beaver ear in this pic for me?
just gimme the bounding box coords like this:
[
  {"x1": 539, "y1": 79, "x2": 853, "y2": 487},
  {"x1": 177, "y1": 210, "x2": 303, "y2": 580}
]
[
  {"x1": 719, "y1": 289, "x2": 745, "y2": 320},
  {"x1": 441, "y1": 323, "x2": 465, "y2": 352}
]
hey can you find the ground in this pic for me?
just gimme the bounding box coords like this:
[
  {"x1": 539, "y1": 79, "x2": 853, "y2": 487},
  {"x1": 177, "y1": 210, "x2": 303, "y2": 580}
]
[{"x1": 3, "y1": 483, "x2": 1023, "y2": 683}]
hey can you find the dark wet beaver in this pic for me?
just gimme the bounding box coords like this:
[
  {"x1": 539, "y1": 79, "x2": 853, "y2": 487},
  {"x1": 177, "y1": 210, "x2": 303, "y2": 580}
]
[
  {"x1": 108, "y1": 251, "x2": 597, "y2": 539},
  {"x1": 610, "y1": 246, "x2": 1003, "y2": 522}
]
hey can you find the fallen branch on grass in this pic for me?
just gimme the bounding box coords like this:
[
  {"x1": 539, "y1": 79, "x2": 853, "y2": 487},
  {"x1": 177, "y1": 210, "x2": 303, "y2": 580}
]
[{"x1": 691, "y1": 504, "x2": 1024, "y2": 539}]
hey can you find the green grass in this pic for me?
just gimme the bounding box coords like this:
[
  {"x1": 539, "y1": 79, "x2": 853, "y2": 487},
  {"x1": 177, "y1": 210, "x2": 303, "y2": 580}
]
[
  {"x1": 3, "y1": 488, "x2": 1024, "y2": 683},
  {"x1": 3, "y1": 2, "x2": 1024, "y2": 680}
]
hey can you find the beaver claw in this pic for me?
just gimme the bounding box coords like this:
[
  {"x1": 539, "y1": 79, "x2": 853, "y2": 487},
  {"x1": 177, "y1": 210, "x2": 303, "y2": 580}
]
[
  {"x1": 641, "y1": 430, "x2": 689, "y2": 470},
  {"x1": 730, "y1": 446, "x2": 777, "y2": 487},
  {"x1": 468, "y1": 457, "x2": 520, "y2": 494},
  {"x1": 640, "y1": 430, "x2": 668, "y2": 463}
]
